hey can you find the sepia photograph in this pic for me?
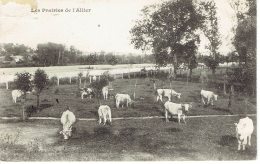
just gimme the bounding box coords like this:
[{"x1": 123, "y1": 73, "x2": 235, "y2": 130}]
[{"x1": 0, "y1": 0, "x2": 257, "y2": 161}]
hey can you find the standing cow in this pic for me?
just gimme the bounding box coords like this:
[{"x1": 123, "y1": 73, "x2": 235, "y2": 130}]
[
  {"x1": 115, "y1": 93, "x2": 132, "y2": 109},
  {"x1": 156, "y1": 89, "x2": 181, "y2": 102},
  {"x1": 102, "y1": 86, "x2": 109, "y2": 100},
  {"x1": 60, "y1": 108, "x2": 76, "y2": 140},
  {"x1": 164, "y1": 101, "x2": 192, "y2": 124},
  {"x1": 11, "y1": 90, "x2": 24, "y2": 103},
  {"x1": 200, "y1": 89, "x2": 218, "y2": 106},
  {"x1": 98, "y1": 105, "x2": 112, "y2": 125},
  {"x1": 234, "y1": 116, "x2": 254, "y2": 151}
]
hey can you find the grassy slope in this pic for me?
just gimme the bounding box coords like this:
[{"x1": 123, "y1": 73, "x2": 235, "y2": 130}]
[{"x1": 0, "y1": 116, "x2": 257, "y2": 161}]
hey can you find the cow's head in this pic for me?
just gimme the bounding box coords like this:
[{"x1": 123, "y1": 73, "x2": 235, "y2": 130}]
[
  {"x1": 214, "y1": 94, "x2": 218, "y2": 101},
  {"x1": 176, "y1": 93, "x2": 181, "y2": 99},
  {"x1": 181, "y1": 104, "x2": 191, "y2": 112}
]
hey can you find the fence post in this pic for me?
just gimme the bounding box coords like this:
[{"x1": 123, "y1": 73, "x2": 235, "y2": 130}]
[
  {"x1": 90, "y1": 76, "x2": 92, "y2": 83},
  {"x1": 6, "y1": 81, "x2": 8, "y2": 90},
  {"x1": 69, "y1": 77, "x2": 72, "y2": 84},
  {"x1": 57, "y1": 77, "x2": 60, "y2": 86},
  {"x1": 122, "y1": 73, "x2": 123, "y2": 79}
]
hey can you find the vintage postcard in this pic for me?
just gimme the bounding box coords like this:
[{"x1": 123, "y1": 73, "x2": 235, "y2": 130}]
[{"x1": 0, "y1": 0, "x2": 257, "y2": 161}]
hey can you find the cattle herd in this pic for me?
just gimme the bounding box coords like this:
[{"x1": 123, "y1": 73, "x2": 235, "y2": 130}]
[{"x1": 10, "y1": 81, "x2": 254, "y2": 151}]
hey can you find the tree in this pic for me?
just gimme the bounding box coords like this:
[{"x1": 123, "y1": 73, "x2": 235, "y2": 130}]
[
  {"x1": 199, "y1": 0, "x2": 221, "y2": 76},
  {"x1": 231, "y1": 0, "x2": 256, "y2": 95},
  {"x1": 130, "y1": 0, "x2": 203, "y2": 77},
  {"x1": 107, "y1": 55, "x2": 118, "y2": 65},
  {"x1": 33, "y1": 69, "x2": 49, "y2": 108},
  {"x1": 14, "y1": 72, "x2": 32, "y2": 120}
]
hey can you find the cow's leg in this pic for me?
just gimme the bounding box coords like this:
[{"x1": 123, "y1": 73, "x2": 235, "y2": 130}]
[
  {"x1": 178, "y1": 114, "x2": 181, "y2": 124},
  {"x1": 248, "y1": 135, "x2": 251, "y2": 146},
  {"x1": 207, "y1": 97, "x2": 211, "y2": 105},
  {"x1": 160, "y1": 95, "x2": 163, "y2": 102},
  {"x1": 238, "y1": 140, "x2": 241, "y2": 150},
  {"x1": 99, "y1": 117, "x2": 102, "y2": 124},
  {"x1": 109, "y1": 115, "x2": 112, "y2": 125},
  {"x1": 165, "y1": 110, "x2": 169, "y2": 122},
  {"x1": 201, "y1": 97, "x2": 205, "y2": 105},
  {"x1": 210, "y1": 99, "x2": 214, "y2": 106},
  {"x1": 103, "y1": 117, "x2": 107, "y2": 125},
  {"x1": 116, "y1": 100, "x2": 119, "y2": 109},
  {"x1": 156, "y1": 96, "x2": 159, "y2": 102},
  {"x1": 182, "y1": 115, "x2": 186, "y2": 124}
]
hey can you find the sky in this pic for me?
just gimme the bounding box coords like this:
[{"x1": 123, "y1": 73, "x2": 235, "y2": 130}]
[{"x1": 0, "y1": 0, "x2": 240, "y2": 55}]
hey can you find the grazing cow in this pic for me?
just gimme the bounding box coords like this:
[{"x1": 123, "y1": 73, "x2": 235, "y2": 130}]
[
  {"x1": 102, "y1": 86, "x2": 109, "y2": 100},
  {"x1": 234, "y1": 117, "x2": 254, "y2": 151},
  {"x1": 200, "y1": 89, "x2": 218, "y2": 106},
  {"x1": 12, "y1": 90, "x2": 24, "y2": 103},
  {"x1": 98, "y1": 105, "x2": 112, "y2": 125},
  {"x1": 115, "y1": 93, "x2": 132, "y2": 109},
  {"x1": 164, "y1": 101, "x2": 192, "y2": 124},
  {"x1": 81, "y1": 88, "x2": 94, "y2": 99},
  {"x1": 60, "y1": 109, "x2": 76, "y2": 140},
  {"x1": 156, "y1": 89, "x2": 181, "y2": 102},
  {"x1": 93, "y1": 75, "x2": 97, "y2": 81}
]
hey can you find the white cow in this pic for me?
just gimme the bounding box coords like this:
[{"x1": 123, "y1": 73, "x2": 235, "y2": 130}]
[
  {"x1": 200, "y1": 89, "x2": 218, "y2": 106},
  {"x1": 98, "y1": 105, "x2": 112, "y2": 125},
  {"x1": 115, "y1": 93, "x2": 132, "y2": 109},
  {"x1": 93, "y1": 75, "x2": 97, "y2": 81},
  {"x1": 11, "y1": 90, "x2": 24, "y2": 103},
  {"x1": 60, "y1": 109, "x2": 76, "y2": 140},
  {"x1": 156, "y1": 89, "x2": 181, "y2": 102},
  {"x1": 81, "y1": 88, "x2": 94, "y2": 99},
  {"x1": 102, "y1": 86, "x2": 109, "y2": 100},
  {"x1": 164, "y1": 101, "x2": 192, "y2": 124},
  {"x1": 234, "y1": 117, "x2": 254, "y2": 151}
]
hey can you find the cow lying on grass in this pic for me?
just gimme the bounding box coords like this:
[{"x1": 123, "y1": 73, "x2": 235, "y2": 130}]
[
  {"x1": 115, "y1": 93, "x2": 133, "y2": 109},
  {"x1": 81, "y1": 88, "x2": 94, "y2": 99},
  {"x1": 156, "y1": 89, "x2": 181, "y2": 102},
  {"x1": 164, "y1": 101, "x2": 192, "y2": 124},
  {"x1": 60, "y1": 109, "x2": 76, "y2": 140},
  {"x1": 200, "y1": 89, "x2": 218, "y2": 106},
  {"x1": 234, "y1": 116, "x2": 254, "y2": 151},
  {"x1": 98, "y1": 105, "x2": 112, "y2": 125}
]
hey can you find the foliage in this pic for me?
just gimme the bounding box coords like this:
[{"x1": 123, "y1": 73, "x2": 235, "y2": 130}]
[
  {"x1": 14, "y1": 72, "x2": 32, "y2": 93},
  {"x1": 130, "y1": 0, "x2": 203, "y2": 74},
  {"x1": 33, "y1": 69, "x2": 49, "y2": 94},
  {"x1": 199, "y1": 0, "x2": 221, "y2": 74}
]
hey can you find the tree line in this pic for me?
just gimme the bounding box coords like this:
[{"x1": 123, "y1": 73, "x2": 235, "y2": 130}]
[{"x1": 0, "y1": 43, "x2": 155, "y2": 67}]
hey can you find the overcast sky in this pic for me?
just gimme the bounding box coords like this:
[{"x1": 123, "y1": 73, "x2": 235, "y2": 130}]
[{"x1": 0, "y1": 0, "x2": 238, "y2": 55}]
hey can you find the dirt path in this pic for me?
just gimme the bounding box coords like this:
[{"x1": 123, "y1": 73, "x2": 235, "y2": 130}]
[{"x1": 0, "y1": 114, "x2": 256, "y2": 121}]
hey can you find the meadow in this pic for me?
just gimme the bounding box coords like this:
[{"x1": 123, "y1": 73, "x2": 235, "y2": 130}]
[{"x1": 0, "y1": 68, "x2": 257, "y2": 161}]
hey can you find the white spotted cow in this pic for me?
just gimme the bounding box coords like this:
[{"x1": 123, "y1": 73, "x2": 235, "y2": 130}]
[
  {"x1": 234, "y1": 117, "x2": 254, "y2": 151},
  {"x1": 60, "y1": 109, "x2": 76, "y2": 140},
  {"x1": 81, "y1": 88, "x2": 94, "y2": 99},
  {"x1": 11, "y1": 89, "x2": 24, "y2": 103},
  {"x1": 200, "y1": 89, "x2": 218, "y2": 106},
  {"x1": 98, "y1": 105, "x2": 112, "y2": 125},
  {"x1": 115, "y1": 93, "x2": 132, "y2": 109},
  {"x1": 156, "y1": 89, "x2": 181, "y2": 102},
  {"x1": 164, "y1": 101, "x2": 192, "y2": 124},
  {"x1": 102, "y1": 86, "x2": 109, "y2": 100}
]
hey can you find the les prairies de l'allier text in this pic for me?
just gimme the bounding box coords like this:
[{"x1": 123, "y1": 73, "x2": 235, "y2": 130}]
[{"x1": 31, "y1": 8, "x2": 91, "y2": 13}]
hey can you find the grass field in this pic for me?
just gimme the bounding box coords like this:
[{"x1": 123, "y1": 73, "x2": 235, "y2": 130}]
[{"x1": 0, "y1": 75, "x2": 257, "y2": 161}]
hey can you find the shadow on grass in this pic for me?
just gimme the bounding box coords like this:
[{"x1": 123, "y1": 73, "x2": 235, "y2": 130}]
[
  {"x1": 38, "y1": 104, "x2": 53, "y2": 111},
  {"x1": 165, "y1": 127, "x2": 183, "y2": 133},
  {"x1": 212, "y1": 107, "x2": 233, "y2": 114},
  {"x1": 218, "y1": 135, "x2": 237, "y2": 147}
]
